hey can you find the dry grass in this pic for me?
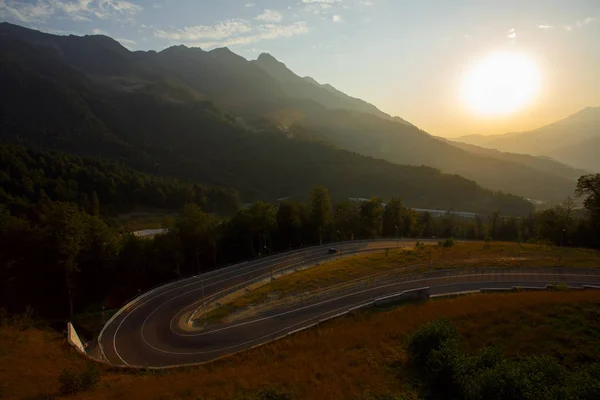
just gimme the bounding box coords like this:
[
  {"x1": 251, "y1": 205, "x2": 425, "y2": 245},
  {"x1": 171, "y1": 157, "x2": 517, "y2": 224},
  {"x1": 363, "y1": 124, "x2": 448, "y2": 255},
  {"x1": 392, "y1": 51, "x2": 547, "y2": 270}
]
[
  {"x1": 3, "y1": 290, "x2": 600, "y2": 400},
  {"x1": 210, "y1": 242, "x2": 600, "y2": 318}
]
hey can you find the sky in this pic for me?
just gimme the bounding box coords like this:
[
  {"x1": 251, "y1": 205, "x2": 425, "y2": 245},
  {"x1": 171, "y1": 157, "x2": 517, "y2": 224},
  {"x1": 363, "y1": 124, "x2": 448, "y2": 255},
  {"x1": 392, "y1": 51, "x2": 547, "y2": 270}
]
[{"x1": 1, "y1": 0, "x2": 599, "y2": 137}]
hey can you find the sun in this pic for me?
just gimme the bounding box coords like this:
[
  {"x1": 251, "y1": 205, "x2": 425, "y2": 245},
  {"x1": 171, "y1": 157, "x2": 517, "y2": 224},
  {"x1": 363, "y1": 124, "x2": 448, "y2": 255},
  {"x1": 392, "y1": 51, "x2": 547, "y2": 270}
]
[{"x1": 461, "y1": 51, "x2": 541, "y2": 116}]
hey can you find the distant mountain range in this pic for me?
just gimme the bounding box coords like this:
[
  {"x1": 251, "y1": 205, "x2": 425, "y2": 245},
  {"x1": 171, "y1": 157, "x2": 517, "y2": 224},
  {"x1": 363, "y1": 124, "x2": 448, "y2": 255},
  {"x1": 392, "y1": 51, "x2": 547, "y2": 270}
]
[
  {"x1": 0, "y1": 22, "x2": 535, "y2": 214},
  {"x1": 0, "y1": 22, "x2": 585, "y2": 213},
  {"x1": 457, "y1": 107, "x2": 600, "y2": 172}
]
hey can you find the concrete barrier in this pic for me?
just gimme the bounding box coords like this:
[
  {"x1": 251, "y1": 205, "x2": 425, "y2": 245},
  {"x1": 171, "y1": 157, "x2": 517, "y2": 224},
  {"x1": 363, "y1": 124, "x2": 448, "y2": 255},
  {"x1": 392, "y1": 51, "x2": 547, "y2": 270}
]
[{"x1": 67, "y1": 322, "x2": 86, "y2": 354}]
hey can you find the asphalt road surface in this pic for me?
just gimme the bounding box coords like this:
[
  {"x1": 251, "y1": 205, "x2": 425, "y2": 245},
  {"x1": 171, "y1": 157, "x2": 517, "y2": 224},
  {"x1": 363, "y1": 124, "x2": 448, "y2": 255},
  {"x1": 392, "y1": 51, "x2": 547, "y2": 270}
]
[{"x1": 97, "y1": 240, "x2": 600, "y2": 368}]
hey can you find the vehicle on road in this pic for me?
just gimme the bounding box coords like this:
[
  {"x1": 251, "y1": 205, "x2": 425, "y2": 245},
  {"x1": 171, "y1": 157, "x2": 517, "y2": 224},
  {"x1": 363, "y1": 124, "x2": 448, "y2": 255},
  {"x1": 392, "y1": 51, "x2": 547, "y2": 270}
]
[{"x1": 328, "y1": 248, "x2": 338, "y2": 255}]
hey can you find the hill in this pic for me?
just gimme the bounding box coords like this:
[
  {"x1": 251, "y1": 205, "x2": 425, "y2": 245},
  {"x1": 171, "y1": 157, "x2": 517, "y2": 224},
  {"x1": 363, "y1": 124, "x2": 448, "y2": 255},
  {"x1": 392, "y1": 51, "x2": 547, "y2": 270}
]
[
  {"x1": 0, "y1": 23, "x2": 532, "y2": 215},
  {"x1": 547, "y1": 135, "x2": 600, "y2": 172},
  {"x1": 247, "y1": 51, "x2": 578, "y2": 202},
  {"x1": 0, "y1": 144, "x2": 240, "y2": 216},
  {"x1": 0, "y1": 23, "x2": 580, "y2": 202},
  {"x1": 441, "y1": 138, "x2": 587, "y2": 181},
  {"x1": 457, "y1": 107, "x2": 600, "y2": 171}
]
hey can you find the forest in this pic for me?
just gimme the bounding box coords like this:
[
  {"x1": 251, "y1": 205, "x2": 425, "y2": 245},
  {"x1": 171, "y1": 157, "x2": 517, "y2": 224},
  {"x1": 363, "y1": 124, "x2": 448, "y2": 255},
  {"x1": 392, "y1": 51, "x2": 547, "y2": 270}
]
[{"x1": 1, "y1": 167, "x2": 599, "y2": 321}]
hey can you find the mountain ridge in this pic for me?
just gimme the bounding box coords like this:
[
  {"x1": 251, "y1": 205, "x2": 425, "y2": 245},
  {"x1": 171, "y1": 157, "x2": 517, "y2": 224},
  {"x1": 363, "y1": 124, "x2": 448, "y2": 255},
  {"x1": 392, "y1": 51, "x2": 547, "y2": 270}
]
[
  {"x1": 456, "y1": 106, "x2": 600, "y2": 171},
  {"x1": 0, "y1": 22, "x2": 533, "y2": 215}
]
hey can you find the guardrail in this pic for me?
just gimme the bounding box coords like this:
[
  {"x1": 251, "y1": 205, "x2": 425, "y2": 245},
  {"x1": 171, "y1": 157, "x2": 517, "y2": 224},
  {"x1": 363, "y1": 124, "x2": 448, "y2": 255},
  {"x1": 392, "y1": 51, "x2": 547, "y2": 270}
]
[
  {"x1": 98, "y1": 238, "x2": 410, "y2": 361},
  {"x1": 97, "y1": 262, "x2": 600, "y2": 369},
  {"x1": 187, "y1": 246, "x2": 393, "y2": 323}
]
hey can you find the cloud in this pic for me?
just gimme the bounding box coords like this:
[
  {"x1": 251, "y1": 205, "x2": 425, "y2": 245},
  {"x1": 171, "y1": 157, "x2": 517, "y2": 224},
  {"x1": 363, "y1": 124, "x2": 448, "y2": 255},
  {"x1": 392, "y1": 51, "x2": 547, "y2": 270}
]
[
  {"x1": 576, "y1": 17, "x2": 596, "y2": 28},
  {"x1": 156, "y1": 20, "x2": 308, "y2": 49},
  {"x1": 256, "y1": 9, "x2": 282, "y2": 23},
  {"x1": 564, "y1": 17, "x2": 596, "y2": 32},
  {"x1": 304, "y1": 3, "x2": 332, "y2": 14},
  {"x1": 332, "y1": 14, "x2": 343, "y2": 23},
  {"x1": 537, "y1": 25, "x2": 552, "y2": 29},
  {"x1": 92, "y1": 27, "x2": 107, "y2": 34},
  {"x1": 507, "y1": 27, "x2": 516, "y2": 39},
  {"x1": 244, "y1": 2, "x2": 255, "y2": 7},
  {"x1": 155, "y1": 20, "x2": 252, "y2": 41},
  {"x1": 358, "y1": 0, "x2": 374, "y2": 5},
  {"x1": 0, "y1": 1, "x2": 54, "y2": 22},
  {"x1": 0, "y1": 0, "x2": 143, "y2": 23},
  {"x1": 301, "y1": 0, "x2": 342, "y2": 14}
]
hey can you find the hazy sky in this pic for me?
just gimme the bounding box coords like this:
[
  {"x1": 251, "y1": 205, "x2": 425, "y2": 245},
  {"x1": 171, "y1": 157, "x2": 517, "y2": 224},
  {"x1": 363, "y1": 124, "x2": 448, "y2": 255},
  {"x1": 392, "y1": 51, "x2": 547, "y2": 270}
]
[{"x1": 1, "y1": 0, "x2": 599, "y2": 137}]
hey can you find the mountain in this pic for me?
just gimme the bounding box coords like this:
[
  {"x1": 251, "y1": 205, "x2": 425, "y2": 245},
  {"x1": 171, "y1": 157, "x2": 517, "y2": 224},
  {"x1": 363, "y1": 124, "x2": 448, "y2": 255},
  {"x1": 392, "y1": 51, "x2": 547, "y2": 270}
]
[
  {"x1": 547, "y1": 135, "x2": 600, "y2": 172},
  {"x1": 442, "y1": 139, "x2": 587, "y2": 181},
  {"x1": 247, "y1": 52, "x2": 579, "y2": 202},
  {"x1": 0, "y1": 23, "x2": 533, "y2": 215},
  {"x1": 251, "y1": 53, "x2": 406, "y2": 123},
  {"x1": 1, "y1": 23, "x2": 584, "y2": 204},
  {"x1": 456, "y1": 107, "x2": 600, "y2": 171}
]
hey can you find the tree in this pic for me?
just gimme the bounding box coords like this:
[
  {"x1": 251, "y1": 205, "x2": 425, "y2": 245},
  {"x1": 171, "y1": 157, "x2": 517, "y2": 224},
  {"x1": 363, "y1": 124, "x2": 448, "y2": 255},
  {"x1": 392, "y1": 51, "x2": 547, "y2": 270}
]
[
  {"x1": 576, "y1": 174, "x2": 600, "y2": 236},
  {"x1": 382, "y1": 197, "x2": 405, "y2": 237},
  {"x1": 44, "y1": 202, "x2": 87, "y2": 318},
  {"x1": 277, "y1": 200, "x2": 306, "y2": 249},
  {"x1": 309, "y1": 186, "x2": 332, "y2": 244},
  {"x1": 176, "y1": 203, "x2": 212, "y2": 274},
  {"x1": 334, "y1": 200, "x2": 359, "y2": 240},
  {"x1": 359, "y1": 198, "x2": 384, "y2": 238},
  {"x1": 247, "y1": 202, "x2": 277, "y2": 255}
]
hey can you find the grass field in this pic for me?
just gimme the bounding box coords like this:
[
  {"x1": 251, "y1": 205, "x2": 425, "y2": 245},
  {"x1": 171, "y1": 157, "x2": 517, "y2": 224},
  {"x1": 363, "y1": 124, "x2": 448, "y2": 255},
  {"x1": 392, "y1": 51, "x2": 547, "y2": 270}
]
[
  {"x1": 207, "y1": 242, "x2": 600, "y2": 321},
  {"x1": 2, "y1": 290, "x2": 600, "y2": 400}
]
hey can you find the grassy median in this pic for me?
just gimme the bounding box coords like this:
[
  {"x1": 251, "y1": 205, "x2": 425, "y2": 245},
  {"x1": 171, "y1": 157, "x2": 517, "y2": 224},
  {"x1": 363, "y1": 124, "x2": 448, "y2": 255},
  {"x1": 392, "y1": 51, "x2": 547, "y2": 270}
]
[
  {"x1": 205, "y1": 242, "x2": 600, "y2": 321},
  {"x1": 2, "y1": 289, "x2": 600, "y2": 399}
]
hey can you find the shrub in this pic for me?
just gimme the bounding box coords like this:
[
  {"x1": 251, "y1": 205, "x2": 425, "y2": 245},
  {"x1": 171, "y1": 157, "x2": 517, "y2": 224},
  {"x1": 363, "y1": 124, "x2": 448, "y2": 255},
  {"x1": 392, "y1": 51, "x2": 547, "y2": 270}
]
[
  {"x1": 466, "y1": 356, "x2": 567, "y2": 400},
  {"x1": 58, "y1": 363, "x2": 100, "y2": 395},
  {"x1": 443, "y1": 238, "x2": 455, "y2": 248},
  {"x1": 406, "y1": 319, "x2": 460, "y2": 371}
]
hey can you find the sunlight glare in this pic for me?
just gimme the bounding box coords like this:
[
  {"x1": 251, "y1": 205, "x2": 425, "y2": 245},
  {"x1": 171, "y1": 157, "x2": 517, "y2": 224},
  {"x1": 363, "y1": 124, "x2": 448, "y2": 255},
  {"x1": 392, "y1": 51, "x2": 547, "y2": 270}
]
[{"x1": 461, "y1": 51, "x2": 541, "y2": 116}]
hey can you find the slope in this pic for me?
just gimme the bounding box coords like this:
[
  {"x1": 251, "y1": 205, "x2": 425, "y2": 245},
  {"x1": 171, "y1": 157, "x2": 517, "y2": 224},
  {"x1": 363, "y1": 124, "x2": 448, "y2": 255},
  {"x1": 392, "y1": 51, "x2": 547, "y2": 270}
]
[
  {"x1": 442, "y1": 138, "x2": 587, "y2": 180},
  {"x1": 456, "y1": 107, "x2": 600, "y2": 166},
  {"x1": 547, "y1": 135, "x2": 600, "y2": 172},
  {"x1": 249, "y1": 52, "x2": 578, "y2": 202},
  {"x1": 252, "y1": 53, "x2": 404, "y2": 122},
  {"x1": 0, "y1": 25, "x2": 532, "y2": 215}
]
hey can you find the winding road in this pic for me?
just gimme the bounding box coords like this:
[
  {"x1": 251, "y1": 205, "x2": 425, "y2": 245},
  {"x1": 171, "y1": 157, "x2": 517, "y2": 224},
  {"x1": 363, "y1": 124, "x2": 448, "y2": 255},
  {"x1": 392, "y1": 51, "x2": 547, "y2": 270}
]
[{"x1": 97, "y1": 240, "x2": 600, "y2": 368}]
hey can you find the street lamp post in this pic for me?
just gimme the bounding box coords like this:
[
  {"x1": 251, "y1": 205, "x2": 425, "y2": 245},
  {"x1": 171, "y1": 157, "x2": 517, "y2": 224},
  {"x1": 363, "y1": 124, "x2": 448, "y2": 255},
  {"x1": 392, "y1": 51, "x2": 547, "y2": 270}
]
[
  {"x1": 395, "y1": 225, "x2": 399, "y2": 248},
  {"x1": 560, "y1": 228, "x2": 566, "y2": 247}
]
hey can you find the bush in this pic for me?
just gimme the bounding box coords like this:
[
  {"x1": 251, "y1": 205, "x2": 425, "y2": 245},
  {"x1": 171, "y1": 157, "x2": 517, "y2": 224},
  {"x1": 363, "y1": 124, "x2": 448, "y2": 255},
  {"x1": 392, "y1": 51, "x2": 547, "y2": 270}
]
[
  {"x1": 466, "y1": 356, "x2": 567, "y2": 400},
  {"x1": 403, "y1": 319, "x2": 599, "y2": 400},
  {"x1": 58, "y1": 363, "x2": 100, "y2": 395},
  {"x1": 414, "y1": 241, "x2": 425, "y2": 250},
  {"x1": 406, "y1": 319, "x2": 460, "y2": 371},
  {"x1": 443, "y1": 238, "x2": 455, "y2": 248}
]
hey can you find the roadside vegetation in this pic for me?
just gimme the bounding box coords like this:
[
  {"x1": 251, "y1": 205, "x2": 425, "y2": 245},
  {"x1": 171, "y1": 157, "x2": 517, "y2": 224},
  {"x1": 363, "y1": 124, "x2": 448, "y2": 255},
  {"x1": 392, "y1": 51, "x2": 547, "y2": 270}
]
[
  {"x1": 206, "y1": 241, "x2": 600, "y2": 321},
  {"x1": 2, "y1": 291, "x2": 600, "y2": 399}
]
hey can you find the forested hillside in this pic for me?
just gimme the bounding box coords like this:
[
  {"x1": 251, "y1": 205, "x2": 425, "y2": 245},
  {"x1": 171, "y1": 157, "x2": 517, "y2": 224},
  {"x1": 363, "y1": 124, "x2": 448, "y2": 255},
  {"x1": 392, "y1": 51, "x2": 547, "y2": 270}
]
[
  {"x1": 0, "y1": 144, "x2": 240, "y2": 216},
  {"x1": 0, "y1": 23, "x2": 533, "y2": 215},
  {"x1": 0, "y1": 22, "x2": 580, "y2": 204}
]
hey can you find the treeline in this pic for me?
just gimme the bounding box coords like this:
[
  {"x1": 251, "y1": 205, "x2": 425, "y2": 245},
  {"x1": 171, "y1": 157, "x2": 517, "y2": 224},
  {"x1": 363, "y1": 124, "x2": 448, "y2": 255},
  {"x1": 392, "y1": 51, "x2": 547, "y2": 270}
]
[
  {"x1": 0, "y1": 144, "x2": 240, "y2": 216},
  {"x1": 1, "y1": 177, "x2": 599, "y2": 320}
]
